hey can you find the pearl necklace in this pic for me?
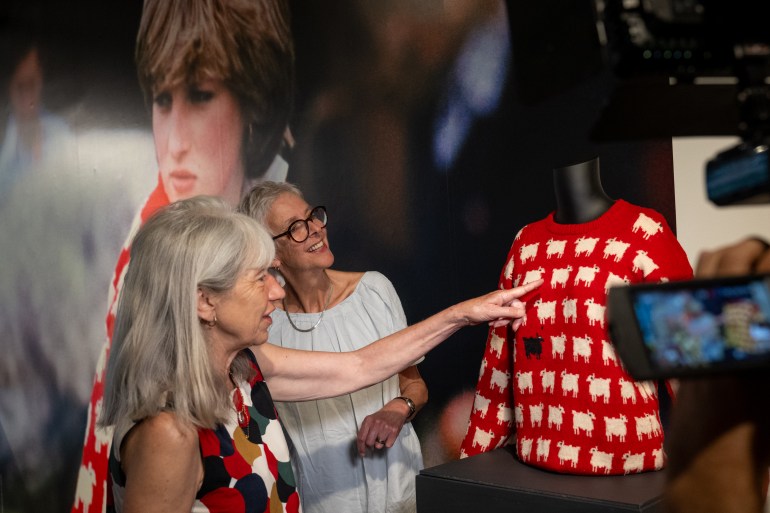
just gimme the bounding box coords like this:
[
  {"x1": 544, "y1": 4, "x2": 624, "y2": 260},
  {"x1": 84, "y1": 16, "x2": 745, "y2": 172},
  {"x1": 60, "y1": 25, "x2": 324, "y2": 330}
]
[{"x1": 283, "y1": 280, "x2": 334, "y2": 333}]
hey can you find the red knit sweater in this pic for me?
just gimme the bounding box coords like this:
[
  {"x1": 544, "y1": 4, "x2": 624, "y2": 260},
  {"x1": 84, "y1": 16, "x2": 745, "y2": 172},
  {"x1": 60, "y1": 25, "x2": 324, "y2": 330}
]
[{"x1": 459, "y1": 200, "x2": 693, "y2": 475}]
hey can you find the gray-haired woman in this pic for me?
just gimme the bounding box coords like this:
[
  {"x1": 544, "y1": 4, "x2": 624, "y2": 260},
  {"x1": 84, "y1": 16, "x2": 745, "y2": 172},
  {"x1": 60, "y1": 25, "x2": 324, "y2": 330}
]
[{"x1": 100, "y1": 196, "x2": 540, "y2": 513}]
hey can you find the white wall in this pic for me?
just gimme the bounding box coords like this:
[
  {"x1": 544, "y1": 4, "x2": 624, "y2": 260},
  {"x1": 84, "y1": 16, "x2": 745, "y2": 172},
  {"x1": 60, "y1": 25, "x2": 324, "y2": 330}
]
[{"x1": 672, "y1": 137, "x2": 770, "y2": 266}]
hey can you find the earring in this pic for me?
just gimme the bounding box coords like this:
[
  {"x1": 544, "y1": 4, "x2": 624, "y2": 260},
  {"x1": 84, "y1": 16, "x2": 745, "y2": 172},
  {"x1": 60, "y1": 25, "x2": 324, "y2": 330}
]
[{"x1": 205, "y1": 312, "x2": 217, "y2": 328}]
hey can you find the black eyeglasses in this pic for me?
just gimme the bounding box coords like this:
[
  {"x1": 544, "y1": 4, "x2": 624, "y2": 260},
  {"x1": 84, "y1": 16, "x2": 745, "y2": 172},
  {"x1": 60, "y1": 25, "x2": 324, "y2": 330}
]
[{"x1": 272, "y1": 206, "x2": 328, "y2": 243}]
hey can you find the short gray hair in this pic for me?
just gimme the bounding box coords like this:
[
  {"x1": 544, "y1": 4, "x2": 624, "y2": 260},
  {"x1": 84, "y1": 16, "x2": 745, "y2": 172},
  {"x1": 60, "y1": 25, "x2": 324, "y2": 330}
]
[
  {"x1": 100, "y1": 196, "x2": 275, "y2": 431},
  {"x1": 238, "y1": 180, "x2": 303, "y2": 228}
]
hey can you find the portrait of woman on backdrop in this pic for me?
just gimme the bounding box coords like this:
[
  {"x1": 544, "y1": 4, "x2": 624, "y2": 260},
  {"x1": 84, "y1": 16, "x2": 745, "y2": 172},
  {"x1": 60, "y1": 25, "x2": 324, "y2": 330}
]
[{"x1": 72, "y1": 0, "x2": 296, "y2": 511}]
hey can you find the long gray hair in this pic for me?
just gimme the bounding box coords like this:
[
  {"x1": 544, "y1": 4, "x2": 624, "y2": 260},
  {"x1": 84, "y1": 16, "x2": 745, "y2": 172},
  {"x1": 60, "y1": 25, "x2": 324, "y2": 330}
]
[{"x1": 99, "y1": 196, "x2": 275, "y2": 430}]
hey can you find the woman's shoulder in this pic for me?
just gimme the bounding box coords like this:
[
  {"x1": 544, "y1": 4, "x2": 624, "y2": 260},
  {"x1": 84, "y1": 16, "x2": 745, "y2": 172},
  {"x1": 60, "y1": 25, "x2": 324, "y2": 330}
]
[
  {"x1": 335, "y1": 270, "x2": 396, "y2": 295},
  {"x1": 352, "y1": 271, "x2": 402, "y2": 305},
  {"x1": 326, "y1": 270, "x2": 402, "y2": 312},
  {"x1": 117, "y1": 412, "x2": 204, "y2": 505},
  {"x1": 328, "y1": 269, "x2": 365, "y2": 297},
  {"x1": 126, "y1": 412, "x2": 198, "y2": 453}
]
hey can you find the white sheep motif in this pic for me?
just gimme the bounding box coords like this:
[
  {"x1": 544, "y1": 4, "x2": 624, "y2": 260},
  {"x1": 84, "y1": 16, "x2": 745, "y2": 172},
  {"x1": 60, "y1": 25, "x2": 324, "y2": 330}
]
[
  {"x1": 602, "y1": 340, "x2": 618, "y2": 366},
  {"x1": 574, "y1": 236, "x2": 600, "y2": 257},
  {"x1": 546, "y1": 238, "x2": 567, "y2": 258},
  {"x1": 534, "y1": 298, "x2": 557, "y2": 324},
  {"x1": 652, "y1": 448, "x2": 665, "y2": 470},
  {"x1": 519, "y1": 437, "x2": 534, "y2": 461},
  {"x1": 472, "y1": 394, "x2": 492, "y2": 418},
  {"x1": 584, "y1": 298, "x2": 607, "y2": 328},
  {"x1": 490, "y1": 368, "x2": 511, "y2": 394},
  {"x1": 74, "y1": 464, "x2": 97, "y2": 512},
  {"x1": 519, "y1": 242, "x2": 539, "y2": 263},
  {"x1": 622, "y1": 451, "x2": 645, "y2": 474},
  {"x1": 550, "y1": 266, "x2": 572, "y2": 288},
  {"x1": 516, "y1": 371, "x2": 534, "y2": 394},
  {"x1": 489, "y1": 332, "x2": 504, "y2": 359},
  {"x1": 632, "y1": 213, "x2": 663, "y2": 239},
  {"x1": 572, "y1": 409, "x2": 596, "y2": 436},
  {"x1": 537, "y1": 437, "x2": 552, "y2": 461},
  {"x1": 572, "y1": 335, "x2": 593, "y2": 363},
  {"x1": 496, "y1": 403, "x2": 512, "y2": 426},
  {"x1": 529, "y1": 403, "x2": 544, "y2": 427},
  {"x1": 574, "y1": 265, "x2": 600, "y2": 287},
  {"x1": 523, "y1": 267, "x2": 546, "y2": 285},
  {"x1": 562, "y1": 298, "x2": 577, "y2": 324},
  {"x1": 561, "y1": 370, "x2": 579, "y2": 397},
  {"x1": 603, "y1": 237, "x2": 630, "y2": 262},
  {"x1": 635, "y1": 380, "x2": 656, "y2": 402},
  {"x1": 604, "y1": 272, "x2": 630, "y2": 292},
  {"x1": 557, "y1": 441, "x2": 580, "y2": 468},
  {"x1": 472, "y1": 427, "x2": 494, "y2": 450},
  {"x1": 551, "y1": 333, "x2": 567, "y2": 359},
  {"x1": 587, "y1": 374, "x2": 611, "y2": 403},
  {"x1": 632, "y1": 250, "x2": 659, "y2": 277},
  {"x1": 604, "y1": 414, "x2": 628, "y2": 442},
  {"x1": 548, "y1": 404, "x2": 565, "y2": 430},
  {"x1": 635, "y1": 413, "x2": 662, "y2": 440},
  {"x1": 590, "y1": 447, "x2": 614, "y2": 474},
  {"x1": 619, "y1": 379, "x2": 637, "y2": 404},
  {"x1": 540, "y1": 369, "x2": 555, "y2": 393}
]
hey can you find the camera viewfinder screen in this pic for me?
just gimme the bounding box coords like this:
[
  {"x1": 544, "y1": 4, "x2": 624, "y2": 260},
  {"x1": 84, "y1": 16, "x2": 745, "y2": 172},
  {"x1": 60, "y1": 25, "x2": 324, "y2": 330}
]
[{"x1": 632, "y1": 279, "x2": 770, "y2": 371}]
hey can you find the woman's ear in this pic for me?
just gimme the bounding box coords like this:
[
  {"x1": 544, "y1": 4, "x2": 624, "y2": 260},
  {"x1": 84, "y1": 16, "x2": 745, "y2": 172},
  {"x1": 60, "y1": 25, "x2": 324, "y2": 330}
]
[{"x1": 197, "y1": 288, "x2": 216, "y2": 324}]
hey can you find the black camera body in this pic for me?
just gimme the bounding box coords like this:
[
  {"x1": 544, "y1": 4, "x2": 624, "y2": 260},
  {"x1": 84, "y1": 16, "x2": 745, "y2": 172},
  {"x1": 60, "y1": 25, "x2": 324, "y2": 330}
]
[
  {"x1": 607, "y1": 273, "x2": 770, "y2": 379},
  {"x1": 706, "y1": 142, "x2": 770, "y2": 206},
  {"x1": 596, "y1": 0, "x2": 770, "y2": 206}
]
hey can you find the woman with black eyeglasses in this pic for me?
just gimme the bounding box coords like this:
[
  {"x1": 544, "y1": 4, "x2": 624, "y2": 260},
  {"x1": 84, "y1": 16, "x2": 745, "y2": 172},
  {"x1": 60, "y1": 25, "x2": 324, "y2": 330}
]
[{"x1": 239, "y1": 181, "x2": 428, "y2": 513}]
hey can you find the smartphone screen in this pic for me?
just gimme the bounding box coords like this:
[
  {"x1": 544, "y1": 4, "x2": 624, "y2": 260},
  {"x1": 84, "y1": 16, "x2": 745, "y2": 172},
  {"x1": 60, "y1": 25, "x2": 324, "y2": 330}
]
[{"x1": 630, "y1": 275, "x2": 770, "y2": 375}]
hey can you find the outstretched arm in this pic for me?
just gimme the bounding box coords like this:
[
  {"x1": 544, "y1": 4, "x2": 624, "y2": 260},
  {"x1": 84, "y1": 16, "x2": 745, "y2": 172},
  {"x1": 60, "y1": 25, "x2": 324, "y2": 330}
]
[{"x1": 254, "y1": 280, "x2": 542, "y2": 402}]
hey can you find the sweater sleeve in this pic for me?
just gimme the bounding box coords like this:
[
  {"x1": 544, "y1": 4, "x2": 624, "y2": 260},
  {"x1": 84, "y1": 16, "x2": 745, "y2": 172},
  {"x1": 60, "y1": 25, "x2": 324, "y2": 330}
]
[
  {"x1": 460, "y1": 234, "x2": 521, "y2": 458},
  {"x1": 629, "y1": 207, "x2": 693, "y2": 284}
]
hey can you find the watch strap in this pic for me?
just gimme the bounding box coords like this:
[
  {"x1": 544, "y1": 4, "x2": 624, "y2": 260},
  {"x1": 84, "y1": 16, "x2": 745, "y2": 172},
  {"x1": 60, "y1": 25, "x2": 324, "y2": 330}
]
[{"x1": 396, "y1": 396, "x2": 416, "y2": 420}]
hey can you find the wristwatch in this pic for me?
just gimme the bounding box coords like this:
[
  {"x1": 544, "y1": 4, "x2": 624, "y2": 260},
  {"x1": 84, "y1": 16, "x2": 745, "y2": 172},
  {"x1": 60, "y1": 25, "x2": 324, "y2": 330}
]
[{"x1": 397, "y1": 396, "x2": 416, "y2": 421}]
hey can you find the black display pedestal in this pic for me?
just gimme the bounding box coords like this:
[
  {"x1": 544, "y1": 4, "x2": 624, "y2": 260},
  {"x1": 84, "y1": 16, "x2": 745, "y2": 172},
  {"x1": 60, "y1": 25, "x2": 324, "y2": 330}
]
[{"x1": 416, "y1": 447, "x2": 665, "y2": 513}]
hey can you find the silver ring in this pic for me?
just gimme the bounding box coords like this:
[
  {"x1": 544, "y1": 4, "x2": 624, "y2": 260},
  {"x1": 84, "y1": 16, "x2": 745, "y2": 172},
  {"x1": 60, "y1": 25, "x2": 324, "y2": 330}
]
[{"x1": 375, "y1": 438, "x2": 384, "y2": 445}]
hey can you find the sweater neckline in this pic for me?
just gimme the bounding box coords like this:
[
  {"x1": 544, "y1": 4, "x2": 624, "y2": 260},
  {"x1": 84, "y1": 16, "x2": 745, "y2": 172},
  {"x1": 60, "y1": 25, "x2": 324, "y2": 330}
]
[{"x1": 541, "y1": 199, "x2": 629, "y2": 235}]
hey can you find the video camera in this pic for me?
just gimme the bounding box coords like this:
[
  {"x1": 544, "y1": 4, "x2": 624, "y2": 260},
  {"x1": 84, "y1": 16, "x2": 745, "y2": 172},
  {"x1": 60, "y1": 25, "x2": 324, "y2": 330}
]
[
  {"x1": 607, "y1": 273, "x2": 770, "y2": 379},
  {"x1": 596, "y1": 0, "x2": 770, "y2": 378},
  {"x1": 595, "y1": 0, "x2": 770, "y2": 205}
]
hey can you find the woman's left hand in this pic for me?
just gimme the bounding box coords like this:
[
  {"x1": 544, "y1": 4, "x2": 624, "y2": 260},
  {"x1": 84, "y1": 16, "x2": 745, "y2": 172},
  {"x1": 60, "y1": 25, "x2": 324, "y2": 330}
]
[{"x1": 357, "y1": 403, "x2": 408, "y2": 455}]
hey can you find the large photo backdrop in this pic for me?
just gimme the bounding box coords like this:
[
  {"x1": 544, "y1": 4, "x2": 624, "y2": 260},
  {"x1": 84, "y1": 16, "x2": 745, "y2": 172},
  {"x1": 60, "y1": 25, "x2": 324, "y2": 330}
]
[{"x1": 0, "y1": 1, "x2": 679, "y2": 511}]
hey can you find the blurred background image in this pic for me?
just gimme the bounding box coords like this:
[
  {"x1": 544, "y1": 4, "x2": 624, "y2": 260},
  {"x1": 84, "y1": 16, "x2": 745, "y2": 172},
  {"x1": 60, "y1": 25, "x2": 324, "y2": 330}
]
[{"x1": 2, "y1": 1, "x2": 769, "y2": 511}]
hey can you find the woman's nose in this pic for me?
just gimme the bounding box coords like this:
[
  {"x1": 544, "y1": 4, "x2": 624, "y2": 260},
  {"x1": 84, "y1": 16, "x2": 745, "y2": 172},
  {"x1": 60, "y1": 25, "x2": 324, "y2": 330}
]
[
  {"x1": 308, "y1": 218, "x2": 325, "y2": 237},
  {"x1": 167, "y1": 103, "x2": 191, "y2": 158},
  {"x1": 266, "y1": 273, "x2": 286, "y2": 301}
]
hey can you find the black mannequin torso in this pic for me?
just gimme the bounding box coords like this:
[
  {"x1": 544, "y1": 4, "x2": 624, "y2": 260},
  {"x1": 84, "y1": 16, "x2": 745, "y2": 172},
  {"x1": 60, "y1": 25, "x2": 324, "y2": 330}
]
[{"x1": 552, "y1": 157, "x2": 614, "y2": 224}]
